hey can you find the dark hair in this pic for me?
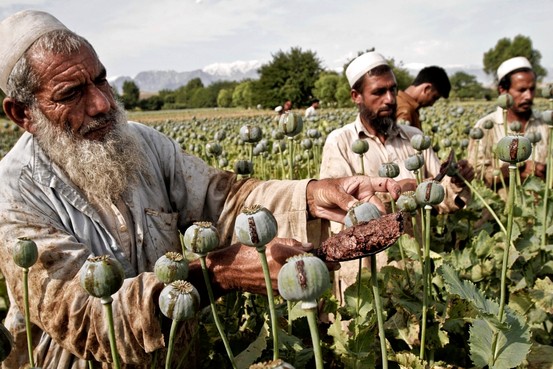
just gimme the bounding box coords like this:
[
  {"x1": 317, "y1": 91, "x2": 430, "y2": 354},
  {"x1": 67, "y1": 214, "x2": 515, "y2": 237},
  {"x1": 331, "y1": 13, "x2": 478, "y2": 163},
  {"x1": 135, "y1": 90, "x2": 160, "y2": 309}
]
[
  {"x1": 498, "y1": 67, "x2": 534, "y2": 91},
  {"x1": 352, "y1": 64, "x2": 393, "y2": 93},
  {"x1": 412, "y1": 66, "x2": 451, "y2": 98}
]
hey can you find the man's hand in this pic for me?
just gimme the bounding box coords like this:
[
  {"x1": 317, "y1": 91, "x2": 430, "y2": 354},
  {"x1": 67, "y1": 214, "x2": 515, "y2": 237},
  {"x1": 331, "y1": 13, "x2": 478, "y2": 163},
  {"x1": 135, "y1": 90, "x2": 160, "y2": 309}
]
[
  {"x1": 451, "y1": 159, "x2": 475, "y2": 186},
  {"x1": 306, "y1": 176, "x2": 401, "y2": 222},
  {"x1": 520, "y1": 160, "x2": 546, "y2": 180},
  {"x1": 206, "y1": 238, "x2": 338, "y2": 296}
]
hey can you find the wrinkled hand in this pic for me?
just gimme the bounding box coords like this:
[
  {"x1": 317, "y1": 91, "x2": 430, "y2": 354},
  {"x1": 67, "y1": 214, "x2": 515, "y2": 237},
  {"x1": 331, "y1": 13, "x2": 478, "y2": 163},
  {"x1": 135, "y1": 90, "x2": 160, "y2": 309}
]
[
  {"x1": 519, "y1": 160, "x2": 546, "y2": 180},
  {"x1": 450, "y1": 159, "x2": 474, "y2": 186},
  {"x1": 207, "y1": 238, "x2": 338, "y2": 296},
  {"x1": 306, "y1": 176, "x2": 401, "y2": 222}
]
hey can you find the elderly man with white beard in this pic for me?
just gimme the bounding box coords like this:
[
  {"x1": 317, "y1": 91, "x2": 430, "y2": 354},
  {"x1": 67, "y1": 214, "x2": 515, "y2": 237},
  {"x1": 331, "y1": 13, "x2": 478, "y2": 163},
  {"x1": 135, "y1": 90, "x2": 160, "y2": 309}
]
[{"x1": 0, "y1": 10, "x2": 402, "y2": 369}]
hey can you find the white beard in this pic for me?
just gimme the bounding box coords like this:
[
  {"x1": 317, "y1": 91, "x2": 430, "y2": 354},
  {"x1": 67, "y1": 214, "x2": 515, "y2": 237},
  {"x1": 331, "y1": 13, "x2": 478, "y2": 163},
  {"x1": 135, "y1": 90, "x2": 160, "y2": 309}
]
[{"x1": 32, "y1": 103, "x2": 147, "y2": 208}]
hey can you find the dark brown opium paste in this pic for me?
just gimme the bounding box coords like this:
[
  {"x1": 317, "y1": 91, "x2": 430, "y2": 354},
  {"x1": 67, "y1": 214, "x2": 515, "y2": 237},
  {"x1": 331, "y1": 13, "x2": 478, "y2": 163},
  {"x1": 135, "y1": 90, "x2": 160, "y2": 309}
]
[{"x1": 316, "y1": 212, "x2": 404, "y2": 262}]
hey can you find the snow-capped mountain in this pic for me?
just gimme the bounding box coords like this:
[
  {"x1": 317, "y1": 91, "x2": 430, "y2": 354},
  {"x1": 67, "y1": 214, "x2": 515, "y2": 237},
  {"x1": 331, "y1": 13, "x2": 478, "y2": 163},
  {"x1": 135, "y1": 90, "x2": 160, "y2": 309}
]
[{"x1": 109, "y1": 60, "x2": 262, "y2": 93}]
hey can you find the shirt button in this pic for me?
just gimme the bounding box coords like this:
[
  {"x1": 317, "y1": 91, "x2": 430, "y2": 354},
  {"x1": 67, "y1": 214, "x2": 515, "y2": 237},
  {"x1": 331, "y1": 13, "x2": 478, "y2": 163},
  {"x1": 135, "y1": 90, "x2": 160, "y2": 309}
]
[{"x1": 120, "y1": 225, "x2": 128, "y2": 232}]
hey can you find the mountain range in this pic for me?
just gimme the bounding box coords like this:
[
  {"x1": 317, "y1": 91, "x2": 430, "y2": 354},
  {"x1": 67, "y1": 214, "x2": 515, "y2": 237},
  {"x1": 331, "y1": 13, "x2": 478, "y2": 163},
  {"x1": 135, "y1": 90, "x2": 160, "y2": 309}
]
[{"x1": 109, "y1": 61, "x2": 552, "y2": 94}]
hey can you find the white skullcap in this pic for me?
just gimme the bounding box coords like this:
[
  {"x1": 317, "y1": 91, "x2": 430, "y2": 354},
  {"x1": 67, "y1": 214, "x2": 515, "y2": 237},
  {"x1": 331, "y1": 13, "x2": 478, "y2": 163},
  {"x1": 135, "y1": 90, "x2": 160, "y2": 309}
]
[
  {"x1": 274, "y1": 106, "x2": 283, "y2": 113},
  {"x1": 497, "y1": 56, "x2": 532, "y2": 82},
  {"x1": 0, "y1": 10, "x2": 69, "y2": 93},
  {"x1": 345, "y1": 51, "x2": 388, "y2": 88}
]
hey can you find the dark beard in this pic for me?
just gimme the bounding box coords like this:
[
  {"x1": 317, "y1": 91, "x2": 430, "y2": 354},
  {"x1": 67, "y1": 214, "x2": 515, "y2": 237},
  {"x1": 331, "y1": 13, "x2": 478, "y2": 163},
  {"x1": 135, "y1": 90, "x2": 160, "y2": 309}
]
[{"x1": 359, "y1": 103, "x2": 397, "y2": 136}]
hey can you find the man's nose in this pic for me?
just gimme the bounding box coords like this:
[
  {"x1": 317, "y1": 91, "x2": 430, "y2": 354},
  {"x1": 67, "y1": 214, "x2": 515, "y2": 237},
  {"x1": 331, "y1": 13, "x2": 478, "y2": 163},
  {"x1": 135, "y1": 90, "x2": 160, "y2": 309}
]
[{"x1": 86, "y1": 85, "x2": 112, "y2": 116}]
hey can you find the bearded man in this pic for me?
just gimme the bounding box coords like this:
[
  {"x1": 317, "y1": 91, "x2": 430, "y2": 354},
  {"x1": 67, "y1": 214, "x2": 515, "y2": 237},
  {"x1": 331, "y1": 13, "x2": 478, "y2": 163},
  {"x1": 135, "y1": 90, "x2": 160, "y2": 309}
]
[
  {"x1": 0, "y1": 10, "x2": 402, "y2": 369},
  {"x1": 319, "y1": 52, "x2": 473, "y2": 303}
]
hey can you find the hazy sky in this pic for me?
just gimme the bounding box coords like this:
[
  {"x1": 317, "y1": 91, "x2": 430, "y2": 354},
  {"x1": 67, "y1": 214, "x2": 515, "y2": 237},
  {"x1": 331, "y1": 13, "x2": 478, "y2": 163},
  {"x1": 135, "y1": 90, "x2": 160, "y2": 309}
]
[{"x1": 1, "y1": 0, "x2": 551, "y2": 79}]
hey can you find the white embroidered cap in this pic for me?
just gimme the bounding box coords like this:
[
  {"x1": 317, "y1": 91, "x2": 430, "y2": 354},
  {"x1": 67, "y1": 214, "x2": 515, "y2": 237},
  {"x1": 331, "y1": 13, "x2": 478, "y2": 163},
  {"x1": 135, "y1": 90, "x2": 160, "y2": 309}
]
[
  {"x1": 0, "y1": 10, "x2": 69, "y2": 93},
  {"x1": 497, "y1": 56, "x2": 532, "y2": 82},
  {"x1": 345, "y1": 51, "x2": 388, "y2": 88}
]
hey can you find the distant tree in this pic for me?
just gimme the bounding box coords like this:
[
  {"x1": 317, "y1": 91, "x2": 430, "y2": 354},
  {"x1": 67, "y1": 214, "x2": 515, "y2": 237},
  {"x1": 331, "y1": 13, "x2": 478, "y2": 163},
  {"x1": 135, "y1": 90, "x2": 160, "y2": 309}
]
[
  {"x1": 217, "y1": 88, "x2": 233, "y2": 108},
  {"x1": 121, "y1": 80, "x2": 140, "y2": 110},
  {"x1": 252, "y1": 47, "x2": 323, "y2": 109},
  {"x1": 483, "y1": 35, "x2": 547, "y2": 83},
  {"x1": 190, "y1": 88, "x2": 212, "y2": 108},
  {"x1": 138, "y1": 95, "x2": 164, "y2": 111},
  {"x1": 0, "y1": 89, "x2": 5, "y2": 117},
  {"x1": 335, "y1": 78, "x2": 353, "y2": 108},
  {"x1": 449, "y1": 71, "x2": 491, "y2": 99},
  {"x1": 389, "y1": 58, "x2": 413, "y2": 91},
  {"x1": 313, "y1": 72, "x2": 340, "y2": 106},
  {"x1": 232, "y1": 80, "x2": 254, "y2": 108}
]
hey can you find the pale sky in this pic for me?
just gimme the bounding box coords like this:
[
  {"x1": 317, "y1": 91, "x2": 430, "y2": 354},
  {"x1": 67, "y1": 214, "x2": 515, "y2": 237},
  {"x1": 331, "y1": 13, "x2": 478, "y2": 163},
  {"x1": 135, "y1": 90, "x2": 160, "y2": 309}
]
[{"x1": 2, "y1": 0, "x2": 552, "y2": 80}]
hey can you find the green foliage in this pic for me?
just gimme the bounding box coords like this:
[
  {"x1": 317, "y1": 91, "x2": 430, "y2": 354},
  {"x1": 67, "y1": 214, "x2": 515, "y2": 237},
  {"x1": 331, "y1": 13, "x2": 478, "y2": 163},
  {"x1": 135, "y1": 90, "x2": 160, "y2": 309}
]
[
  {"x1": 313, "y1": 72, "x2": 340, "y2": 107},
  {"x1": 450, "y1": 71, "x2": 493, "y2": 100},
  {"x1": 388, "y1": 58, "x2": 413, "y2": 91},
  {"x1": 232, "y1": 80, "x2": 254, "y2": 108},
  {"x1": 483, "y1": 35, "x2": 547, "y2": 82},
  {"x1": 252, "y1": 47, "x2": 323, "y2": 109},
  {"x1": 217, "y1": 89, "x2": 233, "y2": 108},
  {"x1": 121, "y1": 80, "x2": 140, "y2": 110}
]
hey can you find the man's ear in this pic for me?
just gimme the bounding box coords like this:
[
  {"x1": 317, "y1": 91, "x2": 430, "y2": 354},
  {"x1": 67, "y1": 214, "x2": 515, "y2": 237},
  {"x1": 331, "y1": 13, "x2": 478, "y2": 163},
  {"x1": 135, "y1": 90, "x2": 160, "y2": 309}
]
[
  {"x1": 3, "y1": 97, "x2": 36, "y2": 133},
  {"x1": 351, "y1": 89, "x2": 362, "y2": 104}
]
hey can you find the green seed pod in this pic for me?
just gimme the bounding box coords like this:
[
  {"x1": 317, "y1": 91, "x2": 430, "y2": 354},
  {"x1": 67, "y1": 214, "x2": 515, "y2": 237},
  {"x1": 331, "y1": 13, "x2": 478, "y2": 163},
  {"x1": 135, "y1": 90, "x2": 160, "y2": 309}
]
[
  {"x1": 183, "y1": 222, "x2": 220, "y2": 256},
  {"x1": 415, "y1": 180, "x2": 445, "y2": 206},
  {"x1": 0, "y1": 323, "x2": 13, "y2": 362},
  {"x1": 496, "y1": 135, "x2": 532, "y2": 164},
  {"x1": 214, "y1": 130, "x2": 226, "y2": 142},
  {"x1": 469, "y1": 127, "x2": 484, "y2": 140},
  {"x1": 277, "y1": 254, "x2": 330, "y2": 310},
  {"x1": 158, "y1": 280, "x2": 200, "y2": 321},
  {"x1": 509, "y1": 121, "x2": 522, "y2": 132},
  {"x1": 441, "y1": 138, "x2": 452, "y2": 148},
  {"x1": 497, "y1": 93, "x2": 514, "y2": 109},
  {"x1": 351, "y1": 139, "x2": 369, "y2": 155},
  {"x1": 525, "y1": 131, "x2": 542, "y2": 145},
  {"x1": 404, "y1": 153, "x2": 425, "y2": 171},
  {"x1": 378, "y1": 162, "x2": 400, "y2": 178},
  {"x1": 154, "y1": 252, "x2": 189, "y2": 284},
  {"x1": 344, "y1": 201, "x2": 381, "y2": 228},
  {"x1": 234, "y1": 159, "x2": 254, "y2": 175},
  {"x1": 271, "y1": 128, "x2": 285, "y2": 140},
  {"x1": 306, "y1": 128, "x2": 321, "y2": 139},
  {"x1": 460, "y1": 138, "x2": 469, "y2": 148},
  {"x1": 205, "y1": 142, "x2": 222, "y2": 156},
  {"x1": 80, "y1": 255, "x2": 125, "y2": 299},
  {"x1": 234, "y1": 205, "x2": 278, "y2": 249},
  {"x1": 300, "y1": 138, "x2": 313, "y2": 150},
  {"x1": 482, "y1": 119, "x2": 494, "y2": 130},
  {"x1": 250, "y1": 359, "x2": 296, "y2": 369},
  {"x1": 542, "y1": 110, "x2": 553, "y2": 125},
  {"x1": 279, "y1": 112, "x2": 303, "y2": 137},
  {"x1": 239, "y1": 125, "x2": 263, "y2": 143},
  {"x1": 396, "y1": 191, "x2": 418, "y2": 213},
  {"x1": 410, "y1": 134, "x2": 432, "y2": 151},
  {"x1": 13, "y1": 237, "x2": 38, "y2": 269}
]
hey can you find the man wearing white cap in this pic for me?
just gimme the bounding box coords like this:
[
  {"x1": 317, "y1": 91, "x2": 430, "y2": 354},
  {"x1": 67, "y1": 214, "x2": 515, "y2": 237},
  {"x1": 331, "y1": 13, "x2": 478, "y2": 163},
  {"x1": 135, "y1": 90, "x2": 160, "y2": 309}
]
[
  {"x1": 319, "y1": 51, "x2": 473, "y2": 303},
  {"x1": 468, "y1": 56, "x2": 549, "y2": 188},
  {"x1": 0, "y1": 10, "x2": 401, "y2": 368}
]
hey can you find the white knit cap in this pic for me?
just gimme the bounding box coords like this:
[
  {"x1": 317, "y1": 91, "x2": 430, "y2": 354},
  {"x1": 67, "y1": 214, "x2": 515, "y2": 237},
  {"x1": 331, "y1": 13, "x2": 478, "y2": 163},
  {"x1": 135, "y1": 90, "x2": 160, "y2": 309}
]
[
  {"x1": 345, "y1": 51, "x2": 388, "y2": 88},
  {"x1": 497, "y1": 56, "x2": 532, "y2": 82},
  {"x1": 0, "y1": 10, "x2": 69, "y2": 93}
]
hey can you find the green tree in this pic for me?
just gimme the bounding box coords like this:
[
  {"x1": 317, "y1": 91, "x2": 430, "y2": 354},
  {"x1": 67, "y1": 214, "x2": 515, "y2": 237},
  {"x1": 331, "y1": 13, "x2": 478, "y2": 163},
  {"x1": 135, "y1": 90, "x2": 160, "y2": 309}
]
[
  {"x1": 389, "y1": 58, "x2": 413, "y2": 91},
  {"x1": 121, "y1": 80, "x2": 140, "y2": 110},
  {"x1": 483, "y1": 35, "x2": 547, "y2": 82},
  {"x1": 449, "y1": 71, "x2": 492, "y2": 99},
  {"x1": 252, "y1": 47, "x2": 323, "y2": 109},
  {"x1": 232, "y1": 80, "x2": 254, "y2": 108},
  {"x1": 217, "y1": 88, "x2": 233, "y2": 108},
  {"x1": 138, "y1": 95, "x2": 164, "y2": 111},
  {"x1": 313, "y1": 72, "x2": 340, "y2": 107}
]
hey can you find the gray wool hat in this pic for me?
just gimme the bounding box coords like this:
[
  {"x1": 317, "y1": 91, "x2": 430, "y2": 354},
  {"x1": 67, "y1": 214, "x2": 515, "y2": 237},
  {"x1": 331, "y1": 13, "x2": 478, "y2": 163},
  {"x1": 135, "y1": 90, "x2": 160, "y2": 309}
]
[{"x1": 0, "y1": 10, "x2": 69, "y2": 93}]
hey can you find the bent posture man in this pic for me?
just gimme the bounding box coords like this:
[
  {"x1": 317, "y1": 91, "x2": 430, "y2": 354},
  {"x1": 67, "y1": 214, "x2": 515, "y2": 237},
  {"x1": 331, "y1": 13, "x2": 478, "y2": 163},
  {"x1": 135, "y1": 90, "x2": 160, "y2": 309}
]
[
  {"x1": 396, "y1": 66, "x2": 451, "y2": 129},
  {"x1": 0, "y1": 10, "x2": 400, "y2": 369}
]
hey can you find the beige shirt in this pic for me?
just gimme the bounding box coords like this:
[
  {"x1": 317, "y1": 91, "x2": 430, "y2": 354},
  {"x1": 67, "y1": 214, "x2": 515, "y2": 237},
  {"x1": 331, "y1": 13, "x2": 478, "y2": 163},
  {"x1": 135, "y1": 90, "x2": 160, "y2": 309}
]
[
  {"x1": 320, "y1": 114, "x2": 468, "y2": 213},
  {"x1": 468, "y1": 107, "x2": 550, "y2": 184}
]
